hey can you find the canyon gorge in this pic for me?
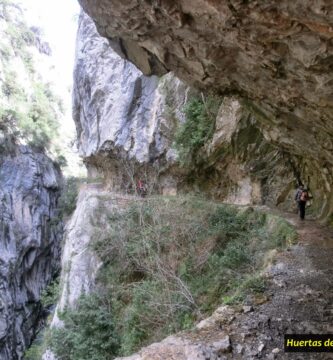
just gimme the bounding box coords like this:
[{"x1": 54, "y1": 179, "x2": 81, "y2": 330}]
[{"x1": 0, "y1": 1, "x2": 333, "y2": 359}]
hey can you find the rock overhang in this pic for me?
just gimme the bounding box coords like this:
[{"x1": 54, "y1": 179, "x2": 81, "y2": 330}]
[
  {"x1": 77, "y1": 0, "x2": 333, "y2": 167},
  {"x1": 74, "y1": 4, "x2": 333, "y2": 221}
]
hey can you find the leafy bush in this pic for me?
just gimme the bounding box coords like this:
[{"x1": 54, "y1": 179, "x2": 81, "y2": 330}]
[
  {"x1": 220, "y1": 241, "x2": 251, "y2": 269},
  {"x1": 49, "y1": 294, "x2": 119, "y2": 360},
  {"x1": 5, "y1": 21, "x2": 35, "y2": 50},
  {"x1": 0, "y1": 0, "x2": 61, "y2": 151},
  {"x1": 40, "y1": 278, "x2": 60, "y2": 308},
  {"x1": 58, "y1": 177, "x2": 81, "y2": 217},
  {"x1": 2, "y1": 70, "x2": 24, "y2": 97},
  {"x1": 17, "y1": 82, "x2": 59, "y2": 149},
  {"x1": 174, "y1": 94, "x2": 221, "y2": 165}
]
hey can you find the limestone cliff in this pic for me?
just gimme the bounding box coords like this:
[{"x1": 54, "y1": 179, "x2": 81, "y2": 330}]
[
  {"x1": 44, "y1": 6, "x2": 333, "y2": 360},
  {"x1": 77, "y1": 0, "x2": 333, "y2": 155},
  {"x1": 52, "y1": 186, "x2": 102, "y2": 315},
  {"x1": 0, "y1": 140, "x2": 62, "y2": 359},
  {"x1": 73, "y1": 12, "x2": 333, "y2": 220},
  {"x1": 73, "y1": 12, "x2": 189, "y2": 192},
  {"x1": 75, "y1": 1, "x2": 333, "y2": 221}
]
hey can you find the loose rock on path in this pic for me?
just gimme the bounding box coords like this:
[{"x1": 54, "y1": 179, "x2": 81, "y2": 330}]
[{"x1": 223, "y1": 212, "x2": 333, "y2": 359}]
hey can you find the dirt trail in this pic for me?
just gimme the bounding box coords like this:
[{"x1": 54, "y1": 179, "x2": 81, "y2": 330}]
[{"x1": 224, "y1": 211, "x2": 333, "y2": 359}]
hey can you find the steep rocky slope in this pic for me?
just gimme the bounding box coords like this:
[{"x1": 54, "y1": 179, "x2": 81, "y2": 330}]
[
  {"x1": 0, "y1": 140, "x2": 62, "y2": 359},
  {"x1": 46, "y1": 188, "x2": 299, "y2": 360}
]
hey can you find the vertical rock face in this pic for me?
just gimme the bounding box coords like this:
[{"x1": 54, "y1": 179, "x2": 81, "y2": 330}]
[
  {"x1": 74, "y1": 13, "x2": 331, "y2": 217},
  {"x1": 0, "y1": 142, "x2": 62, "y2": 359},
  {"x1": 0, "y1": 1, "x2": 64, "y2": 357},
  {"x1": 73, "y1": 10, "x2": 333, "y2": 221},
  {"x1": 73, "y1": 12, "x2": 189, "y2": 176},
  {"x1": 52, "y1": 186, "x2": 102, "y2": 315},
  {"x1": 73, "y1": 3, "x2": 333, "y2": 221}
]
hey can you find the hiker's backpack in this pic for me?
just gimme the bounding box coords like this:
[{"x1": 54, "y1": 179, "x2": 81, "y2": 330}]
[{"x1": 300, "y1": 191, "x2": 308, "y2": 202}]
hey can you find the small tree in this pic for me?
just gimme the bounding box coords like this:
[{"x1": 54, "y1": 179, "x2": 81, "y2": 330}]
[{"x1": 50, "y1": 294, "x2": 120, "y2": 360}]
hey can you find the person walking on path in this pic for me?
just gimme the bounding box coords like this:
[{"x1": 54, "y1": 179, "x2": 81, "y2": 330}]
[{"x1": 295, "y1": 185, "x2": 309, "y2": 220}]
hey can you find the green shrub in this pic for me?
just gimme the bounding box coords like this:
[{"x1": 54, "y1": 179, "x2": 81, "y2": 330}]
[
  {"x1": 24, "y1": 344, "x2": 42, "y2": 360},
  {"x1": 174, "y1": 94, "x2": 221, "y2": 165},
  {"x1": 55, "y1": 153, "x2": 68, "y2": 168},
  {"x1": 40, "y1": 278, "x2": 60, "y2": 308},
  {"x1": 2, "y1": 70, "x2": 23, "y2": 97},
  {"x1": 18, "y1": 82, "x2": 59, "y2": 149},
  {"x1": 0, "y1": 1, "x2": 61, "y2": 151},
  {"x1": 24, "y1": 329, "x2": 51, "y2": 360},
  {"x1": 58, "y1": 177, "x2": 81, "y2": 217},
  {"x1": 49, "y1": 294, "x2": 120, "y2": 360},
  {"x1": 21, "y1": 50, "x2": 35, "y2": 74},
  {"x1": 5, "y1": 18, "x2": 35, "y2": 50},
  {"x1": 242, "y1": 274, "x2": 267, "y2": 293},
  {"x1": 223, "y1": 274, "x2": 267, "y2": 305},
  {"x1": 220, "y1": 241, "x2": 251, "y2": 269}
]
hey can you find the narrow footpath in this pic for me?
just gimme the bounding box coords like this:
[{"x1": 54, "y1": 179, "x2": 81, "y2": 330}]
[{"x1": 223, "y1": 212, "x2": 333, "y2": 359}]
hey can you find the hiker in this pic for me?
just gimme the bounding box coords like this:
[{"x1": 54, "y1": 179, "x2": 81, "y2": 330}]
[
  {"x1": 295, "y1": 185, "x2": 309, "y2": 220},
  {"x1": 137, "y1": 179, "x2": 147, "y2": 197}
]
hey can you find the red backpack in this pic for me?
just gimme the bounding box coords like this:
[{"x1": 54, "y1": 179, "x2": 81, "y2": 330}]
[{"x1": 300, "y1": 191, "x2": 308, "y2": 202}]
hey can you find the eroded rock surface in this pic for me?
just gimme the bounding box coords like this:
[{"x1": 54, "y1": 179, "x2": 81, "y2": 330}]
[
  {"x1": 78, "y1": 0, "x2": 333, "y2": 159},
  {"x1": 75, "y1": 2, "x2": 333, "y2": 220},
  {"x1": 0, "y1": 142, "x2": 62, "y2": 359},
  {"x1": 116, "y1": 334, "x2": 231, "y2": 360},
  {"x1": 73, "y1": 12, "x2": 189, "y2": 168},
  {"x1": 74, "y1": 13, "x2": 302, "y2": 210},
  {"x1": 52, "y1": 185, "x2": 103, "y2": 316}
]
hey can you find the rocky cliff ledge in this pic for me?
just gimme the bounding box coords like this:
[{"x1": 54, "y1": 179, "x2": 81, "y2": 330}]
[
  {"x1": 73, "y1": 12, "x2": 333, "y2": 220},
  {"x1": 0, "y1": 140, "x2": 62, "y2": 359},
  {"x1": 76, "y1": 2, "x2": 333, "y2": 221},
  {"x1": 78, "y1": 0, "x2": 333, "y2": 163},
  {"x1": 73, "y1": 13, "x2": 188, "y2": 191}
]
